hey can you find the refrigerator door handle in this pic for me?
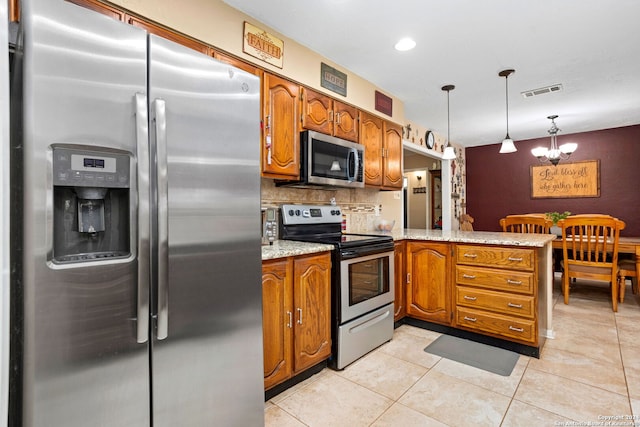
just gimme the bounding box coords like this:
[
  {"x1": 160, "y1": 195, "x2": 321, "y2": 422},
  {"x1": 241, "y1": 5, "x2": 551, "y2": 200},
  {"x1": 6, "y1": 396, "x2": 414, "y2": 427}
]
[
  {"x1": 135, "y1": 93, "x2": 150, "y2": 344},
  {"x1": 154, "y1": 98, "x2": 169, "y2": 340}
]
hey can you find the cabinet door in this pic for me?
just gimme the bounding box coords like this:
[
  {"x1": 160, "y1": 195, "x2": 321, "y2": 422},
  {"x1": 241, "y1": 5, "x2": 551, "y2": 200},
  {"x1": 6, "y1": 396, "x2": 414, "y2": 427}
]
[
  {"x1": 359, "y1": 111, "x2": 384, "y2": 186},
  {"x1": 394, "y1": 242, "x2": 406, "y2": 321},
  {"x1": 383, "y1": 121, "x2": 403, "y2": 189},
  {"x1": 406, "y1": 242, "x2": 452, "y2": 324},
  {"x1": 126, "y1": 15, "x2": 212, "y2": 55},
  {"x1": 66, "y1": 0, "x2": 125, "y2": 20},
  {"x1": 334, "y1": 101, "x2": 358, "y2": 142},
  {"x1": 262, "y1": 259, "x2": 293, "y2": 390},
  {"x1": 263, "y1": 73, "x2": 300, "y2": 179},
  {"x1": 301, "y1": 87, "x2": 333, "y2": 135},
  {"x1": 214, "y1": 52, "x2": 263, "y2": 78},
  {"x1": 293, "y1": 253, "x2": 332, "y2": 373}
]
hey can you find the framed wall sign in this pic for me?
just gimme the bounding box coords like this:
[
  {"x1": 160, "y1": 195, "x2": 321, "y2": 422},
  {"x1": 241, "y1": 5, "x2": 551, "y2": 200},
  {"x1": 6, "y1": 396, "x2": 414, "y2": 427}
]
[
  {"x1": 374, "y1": 91, "x2": 392, "y2": 116},
  {"x1": 243, "y1": 22, "x2": 284, "y2": 68},
  {"x1": 320, "y1": 63, "x2": 347, "y2": 96},
  {"x1": 530, "y1": 160, "x2": 600, "y2": 198}
]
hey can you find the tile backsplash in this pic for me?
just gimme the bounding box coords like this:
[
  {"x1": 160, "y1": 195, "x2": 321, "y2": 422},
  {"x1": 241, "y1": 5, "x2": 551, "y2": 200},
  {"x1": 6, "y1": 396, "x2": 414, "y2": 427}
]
[{"x1": 261, "y1": 179, "x2": 384, "y2": 233}]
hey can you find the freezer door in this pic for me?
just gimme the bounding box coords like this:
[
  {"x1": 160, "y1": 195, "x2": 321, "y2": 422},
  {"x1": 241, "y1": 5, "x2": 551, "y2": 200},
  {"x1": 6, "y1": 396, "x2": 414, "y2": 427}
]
[
  {"x1": 148, "y1": 36, "x2": 264, "y2": 426},
  {"x1": 16, "y1": 1, "x2": 150, "y2": 426}
]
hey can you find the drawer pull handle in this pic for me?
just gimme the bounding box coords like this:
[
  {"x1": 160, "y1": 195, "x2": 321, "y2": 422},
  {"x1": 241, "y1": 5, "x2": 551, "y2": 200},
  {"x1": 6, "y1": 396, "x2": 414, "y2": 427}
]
[
  {"x1": 507, "y1": 302, "x2": 523, "y2": 309},
  {"x1": 508, "y1": 257, "x2": 524, "y2": 262},
  {"x1": 509, "y1": 326, "x2": 524, "y2": 333},
  {"x1": 462, "y1": 274, "x2": 476, "y2": 279},
  {"x1": 506, "y1": 279, "x2": 523, "y2": 285},
  {"x1": 463, "y1": 253, "x2": 478, "y2": 258},
  {"x1": 463, "y1": 296, "x2": 477, "y2": 301},
  {"x1": 463, "y1": 316, "x2": 477, "y2": 322}
]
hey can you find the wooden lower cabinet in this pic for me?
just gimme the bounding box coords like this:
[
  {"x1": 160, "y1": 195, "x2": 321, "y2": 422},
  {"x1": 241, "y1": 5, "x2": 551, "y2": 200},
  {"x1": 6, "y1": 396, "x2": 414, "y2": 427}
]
[
  {"x1": 405, "y1": 242, "x2": 452, "y2": 325},
  {"x1": 454, "y1": 245, "x2": 539, "y2": 345},
  {"x1": 393, "y1": 241, "x2": 406, "y2": 321},
  {"x1": 262, "y1": 252, "x2": 331, "y2": 390}
]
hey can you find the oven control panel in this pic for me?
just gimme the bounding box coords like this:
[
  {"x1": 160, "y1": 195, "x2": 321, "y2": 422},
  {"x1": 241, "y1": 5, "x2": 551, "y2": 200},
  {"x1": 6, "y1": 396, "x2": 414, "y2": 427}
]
[{"x1": 281, "y1": 204, "x2": 342, "y2": 225}]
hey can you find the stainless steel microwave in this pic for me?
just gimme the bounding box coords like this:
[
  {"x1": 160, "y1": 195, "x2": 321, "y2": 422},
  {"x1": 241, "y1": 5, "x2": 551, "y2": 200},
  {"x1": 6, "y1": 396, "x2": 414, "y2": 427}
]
[{"x1": 278, "y1": 130, "x2": 365, "y2": 188}]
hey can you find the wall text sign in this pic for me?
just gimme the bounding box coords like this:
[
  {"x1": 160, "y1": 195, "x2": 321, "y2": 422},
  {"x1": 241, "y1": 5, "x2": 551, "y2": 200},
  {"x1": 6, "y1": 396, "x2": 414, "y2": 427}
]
[
  {"x1": 530, "y1": 160, "x2": 600, "y2": 198},
  {"x1": 320, "y1": 63, "x2": 347, "y2": 96},
  {"x1": 243, "y1": 22, "x2": 283, "y2": 68}
]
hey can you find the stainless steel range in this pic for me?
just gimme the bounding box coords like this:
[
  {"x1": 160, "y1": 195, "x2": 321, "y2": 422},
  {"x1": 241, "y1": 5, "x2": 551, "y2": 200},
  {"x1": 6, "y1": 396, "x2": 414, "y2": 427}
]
[{"x1": 280, "y1": 204, "x2": 395, "y2": 369}]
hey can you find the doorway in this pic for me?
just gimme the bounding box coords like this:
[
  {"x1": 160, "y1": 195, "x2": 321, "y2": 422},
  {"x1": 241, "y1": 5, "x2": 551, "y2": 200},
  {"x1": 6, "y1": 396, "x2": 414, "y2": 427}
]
[{"x1": 403, "y1": 151, "x2": 441, "y2": 229}]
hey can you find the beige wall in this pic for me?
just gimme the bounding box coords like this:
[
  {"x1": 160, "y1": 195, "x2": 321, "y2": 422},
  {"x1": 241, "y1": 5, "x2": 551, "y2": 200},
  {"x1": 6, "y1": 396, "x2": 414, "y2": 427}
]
[{"x1": 110, "y1": 0, "x2": 404, "y2": 124}]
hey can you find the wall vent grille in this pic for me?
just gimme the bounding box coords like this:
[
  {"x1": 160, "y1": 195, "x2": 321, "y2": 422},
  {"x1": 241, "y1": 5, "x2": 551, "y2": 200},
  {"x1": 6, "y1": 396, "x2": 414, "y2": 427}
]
[{"x1": 521, "y1": 84, "x2": 563, "y2": 98}]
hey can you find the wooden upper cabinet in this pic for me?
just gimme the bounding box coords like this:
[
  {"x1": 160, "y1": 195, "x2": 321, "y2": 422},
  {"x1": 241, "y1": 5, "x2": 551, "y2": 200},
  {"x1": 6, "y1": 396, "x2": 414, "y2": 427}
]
[
  {"x1": 383, "y1": 121, "x2": 403, "y2": 189},
  {"x1": 333, "y1": 100, "x2": 358, "y2": 142},
  {"x1": 301, "y1": 87, "x2": 333, "y2": 135},
  {"x1": 262, "y1": 73, "x2": 300, "y2": 180},
  {"x1": 301, "y1": 87, "x2": 358, "y2": 142},
  {"x1": 359, "y1": 110, "x2": 384, "y2": 187},
  {"x1": 66, "y1": 0, "x2": 125, "y2": 20},
  {"x1": 406, "y1": 242, "x2": 452, "y2": 325},
  {"x1": 126, "y1": 15, "x2": 212, "y2": 55},
  {"x1": 213, "y1": 52, "x2": 262, "y2": 78}
]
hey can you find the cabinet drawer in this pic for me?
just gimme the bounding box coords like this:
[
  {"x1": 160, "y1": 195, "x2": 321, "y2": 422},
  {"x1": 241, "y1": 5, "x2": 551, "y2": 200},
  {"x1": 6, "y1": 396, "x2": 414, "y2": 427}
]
[
  {"x1": 456, "y1": 286, "x2": 534, "y2": 319},
  {"x1": 456, "y1": 265, "x2": 534, "y2": 295},
  {"x1": 456, "y1": 307, "x2": 536, "y2": 344},
  {"x1": 456, "y1": 245, "x2": 534, "y2": 271}
]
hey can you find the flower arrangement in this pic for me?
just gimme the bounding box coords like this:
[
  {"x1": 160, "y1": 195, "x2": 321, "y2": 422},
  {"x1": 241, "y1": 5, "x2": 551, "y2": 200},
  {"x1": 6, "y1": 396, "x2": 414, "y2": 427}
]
[{"x1": 545, "y1": 211, "x2": 571, "y2": 225}]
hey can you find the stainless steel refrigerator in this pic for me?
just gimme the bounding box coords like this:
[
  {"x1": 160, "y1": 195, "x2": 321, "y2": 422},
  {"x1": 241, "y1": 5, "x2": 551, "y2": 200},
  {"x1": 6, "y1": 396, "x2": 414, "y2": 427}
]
[{"x1": 10, "y1": 0, "x2": 264, "y2": 425}]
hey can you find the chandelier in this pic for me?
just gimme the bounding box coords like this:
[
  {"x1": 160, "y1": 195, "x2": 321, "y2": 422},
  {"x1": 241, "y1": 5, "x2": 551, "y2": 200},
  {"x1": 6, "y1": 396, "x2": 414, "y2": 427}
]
[{"x1": 531, "y1": 115, "x2": 577, "y2": 166}]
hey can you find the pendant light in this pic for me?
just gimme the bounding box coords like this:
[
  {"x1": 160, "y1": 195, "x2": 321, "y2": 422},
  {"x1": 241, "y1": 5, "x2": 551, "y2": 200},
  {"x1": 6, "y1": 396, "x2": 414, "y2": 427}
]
[
  {"x1": 441, "y1": 84, "x2": 456, "y2": 160},
  {"x1": 498, "y1": 69, "x2": 517, "y2": 153},
  {"x1": 531, "y1": 115, "x2": 578, "y2": 166}
]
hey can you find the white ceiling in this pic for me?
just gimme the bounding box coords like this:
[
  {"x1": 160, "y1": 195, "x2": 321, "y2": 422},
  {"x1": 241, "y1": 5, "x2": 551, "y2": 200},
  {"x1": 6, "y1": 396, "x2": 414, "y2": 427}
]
[{"x1": 223, "y1": 0, "x2": 640, "y2": 148}]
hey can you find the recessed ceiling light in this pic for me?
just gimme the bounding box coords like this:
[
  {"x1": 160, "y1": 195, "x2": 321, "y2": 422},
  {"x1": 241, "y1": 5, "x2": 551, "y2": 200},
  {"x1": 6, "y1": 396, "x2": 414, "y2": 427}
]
[{"x1": 394, "y1": 38, "x2": 416, "y2": 51}]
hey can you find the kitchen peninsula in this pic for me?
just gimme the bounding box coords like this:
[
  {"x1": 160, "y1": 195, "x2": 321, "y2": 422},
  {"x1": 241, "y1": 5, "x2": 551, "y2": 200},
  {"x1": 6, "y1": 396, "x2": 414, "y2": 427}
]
[
  {"x1": 387, "y1": 229, "x2": 555, "y2": 357},
  {"x1": 262, "y1": 229, "x2": 556, "y2": 358}
]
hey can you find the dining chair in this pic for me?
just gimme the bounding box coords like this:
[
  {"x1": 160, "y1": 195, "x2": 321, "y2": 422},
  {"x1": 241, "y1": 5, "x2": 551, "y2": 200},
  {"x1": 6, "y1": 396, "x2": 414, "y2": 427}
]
[
  {"x1": 500, "y1": 214, "x2": 553, "y2": 234},
  {"x1": 617, "y1": 246, "x2": 639, "y2": 303},
  {"x1": 558, "y1": 215, "x2": 626, "y2": 311}
]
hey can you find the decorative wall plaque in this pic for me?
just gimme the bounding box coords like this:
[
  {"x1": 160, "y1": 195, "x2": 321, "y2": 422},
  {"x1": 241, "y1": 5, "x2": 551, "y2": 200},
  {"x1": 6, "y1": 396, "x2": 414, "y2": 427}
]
[
  {"x1": 243, "y1": 22, "x2": 284, "y2": 68},
  {"x1": 320, "y1": 63, "x2": 347, "y2": 96},
  {"x1": 374, "y1": 91, "x2": 392, "y2": 116},
  {"x1": 530, "y1": 160, "x2": 600, "y2": 198}
]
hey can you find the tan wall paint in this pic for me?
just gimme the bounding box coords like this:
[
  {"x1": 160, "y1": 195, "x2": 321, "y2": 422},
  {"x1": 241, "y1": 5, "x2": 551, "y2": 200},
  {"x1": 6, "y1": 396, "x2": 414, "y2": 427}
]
[{"x1": 110, "y1": 0, "x2": 405, "y2": 124}]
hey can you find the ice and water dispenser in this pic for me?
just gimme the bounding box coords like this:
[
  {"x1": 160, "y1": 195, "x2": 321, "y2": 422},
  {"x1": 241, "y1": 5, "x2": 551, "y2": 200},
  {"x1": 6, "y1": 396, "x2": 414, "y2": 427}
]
[{"x1": 52, "y1": 146, "x2": 132, "y2": 263}]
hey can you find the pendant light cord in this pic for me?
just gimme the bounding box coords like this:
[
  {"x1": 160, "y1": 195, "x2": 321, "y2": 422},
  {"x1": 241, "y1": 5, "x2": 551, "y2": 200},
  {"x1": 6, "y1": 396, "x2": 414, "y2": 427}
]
[{"x1": 505, "y1": 74, "x2": 509, "y2": 137}]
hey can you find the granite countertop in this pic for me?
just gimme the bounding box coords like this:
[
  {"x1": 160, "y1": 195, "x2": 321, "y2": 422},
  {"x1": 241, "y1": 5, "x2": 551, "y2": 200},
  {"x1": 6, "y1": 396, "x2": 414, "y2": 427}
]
[
  {"x1": 262, "y1": 229, "x2": 556, "y2": 261},
  {"x1": 261, "y1": 240, "x2": 334, "y2": 261},
  {"x1": 365, "y1": 228, "x2": 557, "y2": 247}
]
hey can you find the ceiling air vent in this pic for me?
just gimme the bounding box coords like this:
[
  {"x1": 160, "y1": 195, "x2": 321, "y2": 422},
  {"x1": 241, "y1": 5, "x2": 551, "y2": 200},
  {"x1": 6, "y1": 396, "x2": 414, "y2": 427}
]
[{"x1": 521, "y1": 84, "x2": 563, "y2": 98}]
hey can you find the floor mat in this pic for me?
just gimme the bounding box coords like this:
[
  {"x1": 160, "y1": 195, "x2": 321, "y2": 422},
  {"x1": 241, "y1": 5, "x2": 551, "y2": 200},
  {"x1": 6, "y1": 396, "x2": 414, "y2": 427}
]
[{"x1": 424, "y1": 335, "x2": 519, "y2": 376}]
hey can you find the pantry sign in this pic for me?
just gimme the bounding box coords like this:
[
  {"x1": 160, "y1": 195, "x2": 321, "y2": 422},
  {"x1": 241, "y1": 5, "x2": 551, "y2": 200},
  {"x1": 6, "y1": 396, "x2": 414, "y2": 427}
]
[
  {"x1": 530, "y1": 160, "x2": 600, "y2": 198},
  {"x1": 243, "y1": 22, "x2": 283, "y2": 68}
]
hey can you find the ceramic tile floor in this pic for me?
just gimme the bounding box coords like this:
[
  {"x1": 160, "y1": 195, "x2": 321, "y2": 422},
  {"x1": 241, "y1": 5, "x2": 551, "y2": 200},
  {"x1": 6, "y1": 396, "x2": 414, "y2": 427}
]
[{"x1": 265, "y1": 276, "x2": 640, "y2": 427}]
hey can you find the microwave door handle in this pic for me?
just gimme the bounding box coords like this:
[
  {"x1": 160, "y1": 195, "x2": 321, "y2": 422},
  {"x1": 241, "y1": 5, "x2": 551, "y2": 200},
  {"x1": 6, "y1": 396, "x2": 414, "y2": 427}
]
[{"x1": 347, "y1": 148, "x2": 358, "y2": 182}]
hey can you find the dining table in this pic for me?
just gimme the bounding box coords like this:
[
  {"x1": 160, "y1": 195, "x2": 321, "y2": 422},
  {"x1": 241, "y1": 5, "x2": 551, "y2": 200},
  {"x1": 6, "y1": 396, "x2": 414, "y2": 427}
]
[{"x1": 551, "y1": 236, "x2": 640, "y2": 279}]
